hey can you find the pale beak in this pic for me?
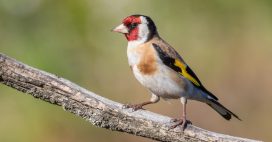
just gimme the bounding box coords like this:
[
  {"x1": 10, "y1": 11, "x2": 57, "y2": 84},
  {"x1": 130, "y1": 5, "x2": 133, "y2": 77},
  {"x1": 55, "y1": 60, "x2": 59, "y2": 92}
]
[{"x1": 112, "y1": 24, "x2": 129, "y2": 34}]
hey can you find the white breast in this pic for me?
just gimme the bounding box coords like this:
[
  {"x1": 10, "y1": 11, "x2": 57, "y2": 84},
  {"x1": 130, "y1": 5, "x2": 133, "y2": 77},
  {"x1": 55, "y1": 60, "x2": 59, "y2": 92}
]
[
  {"x1": 133, "y1": 62, "x2": 188, "y2": 99},
  {"x1": 127, "y1": 48, "x2": 139, "y2": 66},
  {"x1": 127, "y1": 43, "x2": 189, "y2": 99}
]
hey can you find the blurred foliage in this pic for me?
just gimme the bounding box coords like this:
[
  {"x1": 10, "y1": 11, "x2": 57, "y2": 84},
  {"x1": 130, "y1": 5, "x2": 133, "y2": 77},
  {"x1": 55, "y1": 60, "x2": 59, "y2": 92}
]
[{"x1": 0, "y1": 0, "x2": 272, "y2": 142}]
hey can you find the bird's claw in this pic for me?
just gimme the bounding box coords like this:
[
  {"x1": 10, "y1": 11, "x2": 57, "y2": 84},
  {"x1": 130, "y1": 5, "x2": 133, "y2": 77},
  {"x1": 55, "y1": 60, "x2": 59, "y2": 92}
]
[
  {"x1": 170, "y1": 118, "x2": 191, "y2": 131},
  {"x1": 122, "y1": 104, "x2": 145, "y2": 111}
]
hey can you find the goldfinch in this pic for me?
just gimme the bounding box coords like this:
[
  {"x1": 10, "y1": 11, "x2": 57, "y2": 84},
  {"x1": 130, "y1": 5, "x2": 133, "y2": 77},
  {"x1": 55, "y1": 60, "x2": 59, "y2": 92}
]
[{"x1": 112, "y1": 14, "x2": 241, "y2": 130}]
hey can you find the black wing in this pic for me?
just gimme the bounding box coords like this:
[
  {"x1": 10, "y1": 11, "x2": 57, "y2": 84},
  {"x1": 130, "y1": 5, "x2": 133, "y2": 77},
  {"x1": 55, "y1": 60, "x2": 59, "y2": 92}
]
[{"x1": 153, "y1": 43, "x2": 218, "y2": 100}]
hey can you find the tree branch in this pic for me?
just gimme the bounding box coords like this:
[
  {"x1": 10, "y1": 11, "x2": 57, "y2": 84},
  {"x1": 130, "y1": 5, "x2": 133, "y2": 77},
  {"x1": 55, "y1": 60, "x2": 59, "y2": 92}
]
[{"x1": 0, "y1": 53, "x2": 261, "y2": 142}]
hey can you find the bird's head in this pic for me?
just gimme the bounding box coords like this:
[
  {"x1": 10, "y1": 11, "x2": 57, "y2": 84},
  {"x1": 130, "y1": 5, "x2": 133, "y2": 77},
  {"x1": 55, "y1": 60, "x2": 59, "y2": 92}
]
[{"x1": 112, "y1": 15, "x2": 158, "y2": 43}]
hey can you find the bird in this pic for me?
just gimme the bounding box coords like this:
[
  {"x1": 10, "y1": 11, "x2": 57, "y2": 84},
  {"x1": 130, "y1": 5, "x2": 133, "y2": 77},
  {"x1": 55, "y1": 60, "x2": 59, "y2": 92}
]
[{"x1": 112, "y1": 14, "x2": 241, "y2": 130}]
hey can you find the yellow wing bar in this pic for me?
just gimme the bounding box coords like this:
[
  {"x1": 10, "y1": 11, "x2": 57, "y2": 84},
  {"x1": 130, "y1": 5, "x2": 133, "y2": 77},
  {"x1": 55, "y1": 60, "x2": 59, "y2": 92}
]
[
  {"x1": 152, "y1": 43, "x2": 202, "y2": 87},
  {"x1": 174, "y1": 60, "x2": 201, "y2": 87}
]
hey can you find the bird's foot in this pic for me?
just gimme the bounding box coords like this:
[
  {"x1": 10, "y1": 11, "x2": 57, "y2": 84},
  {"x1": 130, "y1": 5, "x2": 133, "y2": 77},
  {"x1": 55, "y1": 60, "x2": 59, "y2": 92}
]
[
  {"x1": 170, "y1": 117, "x2": 191, "y2": 131},
  {"x1": 122, "y1": 103, "x2": 145, "y2": 111}
]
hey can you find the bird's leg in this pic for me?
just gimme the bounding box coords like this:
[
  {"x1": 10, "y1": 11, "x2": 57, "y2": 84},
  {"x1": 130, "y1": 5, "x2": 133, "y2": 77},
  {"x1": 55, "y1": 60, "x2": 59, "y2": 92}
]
[
  {"x1": 171, "y1": 97, "x2": 191, "y2": 130},
  {"x1": 123, "y1": 94, "x2": 160, "y2": 111},
  {"x1": 123, "y1": 101, "x2": 152, "y2": 111}
]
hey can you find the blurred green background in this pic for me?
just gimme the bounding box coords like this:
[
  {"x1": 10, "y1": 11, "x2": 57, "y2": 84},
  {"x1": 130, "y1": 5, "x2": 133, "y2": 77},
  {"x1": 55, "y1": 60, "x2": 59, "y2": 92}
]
[{"x1": 0, "y1": 0, "x2": 271, "y2": 141}]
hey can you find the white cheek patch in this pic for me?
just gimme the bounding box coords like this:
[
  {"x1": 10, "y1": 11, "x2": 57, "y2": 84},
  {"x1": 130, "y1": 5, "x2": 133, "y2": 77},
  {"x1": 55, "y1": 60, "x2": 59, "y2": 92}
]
[
  {"x1": 138, "y1": 16, "x2": 149, "y2": 42},
  {"x1": 137, "y1": 24, "x2": 149, "y2": 42}
]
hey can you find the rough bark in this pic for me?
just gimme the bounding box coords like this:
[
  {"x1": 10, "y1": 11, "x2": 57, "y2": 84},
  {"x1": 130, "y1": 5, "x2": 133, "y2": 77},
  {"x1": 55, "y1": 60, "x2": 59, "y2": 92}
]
[{"x1": 0, "y1": 53, "x2": 261, "y2": 142}]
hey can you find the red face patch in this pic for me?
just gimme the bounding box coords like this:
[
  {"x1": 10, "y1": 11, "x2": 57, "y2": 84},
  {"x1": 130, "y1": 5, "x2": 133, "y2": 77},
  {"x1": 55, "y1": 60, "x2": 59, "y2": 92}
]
[
  {"x1": 122, "y1": 16, "x2": 141, "y2": 41},
  {"x1": 122, "y1": 16, "x2": 141, "y2": 26}
]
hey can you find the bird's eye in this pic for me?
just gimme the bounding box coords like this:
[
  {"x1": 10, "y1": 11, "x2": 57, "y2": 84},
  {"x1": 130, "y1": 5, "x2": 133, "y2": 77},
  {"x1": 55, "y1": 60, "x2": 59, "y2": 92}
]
[{"x1": 130, "y1": 23, "x2": 138, "y2": 29}]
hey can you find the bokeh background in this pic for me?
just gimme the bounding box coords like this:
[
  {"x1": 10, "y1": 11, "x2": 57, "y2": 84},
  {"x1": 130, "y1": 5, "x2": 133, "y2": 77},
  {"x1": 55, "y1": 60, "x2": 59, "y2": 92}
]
[{"x1": 0, "y1": 0, "x2": 271, "y2": 141}]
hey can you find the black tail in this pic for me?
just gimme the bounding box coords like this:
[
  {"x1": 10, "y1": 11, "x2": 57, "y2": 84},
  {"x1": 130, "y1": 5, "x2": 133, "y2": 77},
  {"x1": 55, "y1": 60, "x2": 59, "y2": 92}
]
[{"x1": 207, "y1": 98, "x2": 241, "y2": 121}]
